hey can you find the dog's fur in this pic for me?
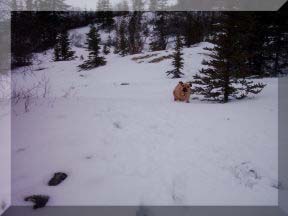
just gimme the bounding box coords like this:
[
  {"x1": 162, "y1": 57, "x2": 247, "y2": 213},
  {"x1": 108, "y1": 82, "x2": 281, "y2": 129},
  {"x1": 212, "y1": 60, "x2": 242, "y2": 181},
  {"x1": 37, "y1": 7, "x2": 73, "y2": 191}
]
[{"x1": 173, "y1": 81, "x2": 192, "y2": 103}]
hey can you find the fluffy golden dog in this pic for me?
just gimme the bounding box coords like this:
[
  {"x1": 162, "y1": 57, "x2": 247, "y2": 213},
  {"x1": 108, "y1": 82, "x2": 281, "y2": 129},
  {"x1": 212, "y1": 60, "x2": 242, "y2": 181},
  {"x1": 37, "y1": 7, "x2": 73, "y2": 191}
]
[{"x1": 173, "y1": 81, "x2": 192, "y2": 103}]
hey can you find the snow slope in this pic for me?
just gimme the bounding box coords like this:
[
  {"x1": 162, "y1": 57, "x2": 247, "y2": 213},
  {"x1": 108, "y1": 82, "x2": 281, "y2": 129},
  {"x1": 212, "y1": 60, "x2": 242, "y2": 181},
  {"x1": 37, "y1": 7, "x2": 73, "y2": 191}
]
[
  {"x1": 0, "y1": 75, "x2": 11, "y2": 214},
  {"x1": 10, "y1": 30, "x2": 278, "y2": 206}
]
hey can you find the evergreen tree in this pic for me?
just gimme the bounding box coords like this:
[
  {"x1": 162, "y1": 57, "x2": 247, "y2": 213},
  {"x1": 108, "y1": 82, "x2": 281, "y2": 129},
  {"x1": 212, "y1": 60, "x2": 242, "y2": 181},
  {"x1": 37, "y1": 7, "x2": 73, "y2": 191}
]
[
  {"x1": 264, "y1": 12, "x2": 288, "y2": 76},
  {"x1": 113, "y1": 24, "x2": 121, "y2": 54},
  {"x1": 241, "y1": 13, "x2": 268, "y2": 77},
  {"x1": 118, "y1": 18, "x2": 129, "y2": 56},
  {"x1": 166, "y1": 35, "x2": 184, "y2": 78},
  {"x1": 11, "y1": 12, "x2": 34, "y2": 67},
  {"x1": 183, "y1": 12, "x2": 204, "y2": 47},
  {"x1": 192, "y1": 12, "x2": 266, "y2": 103},
  {"x1": 150, "y1": 12, "x2": 168, "y2": 51},
  {"x1": 11, "y1": 11, "x2": 101, "y2": 68},
  {"x1": 59, "y1": 31, "x2": 75, "y2": 60},
  {"x1": 128, "y1": 11, "x2": 144, "y2": 54},
  {"x1": 225, "y1": 12, "x2": 287, "y2": 77},
  {"x1": 129, "y1": 0, "x2": 145, "y2": 54},
  {"x1": 103, "y1": 44, "x2": 110, "y2": 55},
  {"x1": 107, "y1": 34, "x2": 113, "y2": 47},
  {"x1": 96, "y1": 0, "x2": 114, "y2": 30},
  {"x1": 78, "y1": 25, "x2": 106, "y2": 70},
  {"x1": 53, "y1": 31, "x2": 75, "y2": 61},
  {"x1": 53, "y1": 34, "x2": 61, "y2": 61}
]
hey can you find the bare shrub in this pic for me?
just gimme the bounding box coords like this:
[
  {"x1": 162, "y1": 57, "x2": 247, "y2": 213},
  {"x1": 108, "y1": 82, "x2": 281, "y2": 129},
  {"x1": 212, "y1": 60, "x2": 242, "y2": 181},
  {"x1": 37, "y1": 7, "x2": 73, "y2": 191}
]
[
  {"x1": 12, "y1": 73, "x2": 51, "y2": 112},
  {"x1": 40, "y1": 74, "x2": 51, "y2": 98}
]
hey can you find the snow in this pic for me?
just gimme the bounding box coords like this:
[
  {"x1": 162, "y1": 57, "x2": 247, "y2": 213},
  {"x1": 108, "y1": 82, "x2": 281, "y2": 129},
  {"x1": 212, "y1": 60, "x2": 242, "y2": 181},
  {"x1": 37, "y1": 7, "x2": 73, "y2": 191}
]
[
  {"x1": 0, "y1": 74, "x2": 11, "y2": 214},
  {"x1": 10, "y1": 27, "x2": 278, "y2": 207}
]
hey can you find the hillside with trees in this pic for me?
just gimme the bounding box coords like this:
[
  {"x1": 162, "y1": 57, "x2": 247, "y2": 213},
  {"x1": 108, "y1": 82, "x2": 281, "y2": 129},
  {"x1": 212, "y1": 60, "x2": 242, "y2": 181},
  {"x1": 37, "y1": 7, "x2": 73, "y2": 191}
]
[{"x1": 11, "y1": 8, "x2": 288, "y2": 77}]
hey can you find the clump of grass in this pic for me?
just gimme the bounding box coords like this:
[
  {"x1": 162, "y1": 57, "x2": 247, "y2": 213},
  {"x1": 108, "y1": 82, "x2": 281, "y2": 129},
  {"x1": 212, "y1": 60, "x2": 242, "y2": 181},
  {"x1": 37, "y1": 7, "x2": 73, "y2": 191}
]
[
  {"x1": 148, "y1": 54, "x2": 173, "y2": 63},
  {"x1": 131, "y1": 53, "x2": 159, "y2": 61}
]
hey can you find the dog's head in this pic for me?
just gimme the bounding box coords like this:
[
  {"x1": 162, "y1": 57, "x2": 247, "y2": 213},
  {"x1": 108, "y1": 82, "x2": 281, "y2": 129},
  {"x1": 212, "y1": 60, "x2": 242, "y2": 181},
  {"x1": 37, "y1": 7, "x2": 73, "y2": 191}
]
[{"x1": 180, "y1": 82, "x2": 192, "y2": 93}]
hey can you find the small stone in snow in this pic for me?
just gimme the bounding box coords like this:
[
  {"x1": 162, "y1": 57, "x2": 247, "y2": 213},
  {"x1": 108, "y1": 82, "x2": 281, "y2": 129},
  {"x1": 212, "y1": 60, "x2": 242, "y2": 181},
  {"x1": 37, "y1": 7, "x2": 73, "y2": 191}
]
[
  {"x1": 48, "y1": 172, "x2": 68, "y2": 186},
  {"x1": 24, "y1": 195, "x2": 49, "y2": 209},
  {"x1": 120, "y1": 82, "x2": 130, "y2": 86}
]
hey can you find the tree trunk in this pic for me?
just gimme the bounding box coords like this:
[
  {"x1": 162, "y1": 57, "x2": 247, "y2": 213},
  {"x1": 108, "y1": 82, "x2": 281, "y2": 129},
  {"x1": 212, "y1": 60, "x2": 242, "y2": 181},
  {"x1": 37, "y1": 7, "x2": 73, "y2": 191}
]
[{"x1": 223, "y1": 68, "x2": 230, "y2": 103}]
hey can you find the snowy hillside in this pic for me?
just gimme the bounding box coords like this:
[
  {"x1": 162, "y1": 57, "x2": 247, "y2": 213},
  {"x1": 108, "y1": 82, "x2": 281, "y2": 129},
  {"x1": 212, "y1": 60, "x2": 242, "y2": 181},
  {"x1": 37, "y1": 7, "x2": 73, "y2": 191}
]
[
  {"x1": 9, "y1": 26, "x2": 278, "y2": 207},
  {"x1": 0, "y1": 73, "x2": 11, "y2": 214},
  {"x1": 0, "y1": 100, "x2": 11, "y2": 214}
]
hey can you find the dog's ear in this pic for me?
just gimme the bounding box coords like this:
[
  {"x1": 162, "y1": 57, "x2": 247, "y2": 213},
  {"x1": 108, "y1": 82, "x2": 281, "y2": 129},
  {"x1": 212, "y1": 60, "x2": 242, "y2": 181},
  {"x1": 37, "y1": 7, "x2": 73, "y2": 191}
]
[
  {"x1": 188, "y1": 82, "x2": 192, "y2": 87},
  {"x1": 179, "y1": 81, "x2": 184, "y2": 85}
]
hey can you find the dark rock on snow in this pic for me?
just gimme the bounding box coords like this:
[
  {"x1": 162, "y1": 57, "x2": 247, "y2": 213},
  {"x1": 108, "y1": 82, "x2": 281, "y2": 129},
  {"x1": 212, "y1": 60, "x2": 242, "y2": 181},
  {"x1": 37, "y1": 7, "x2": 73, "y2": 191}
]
[
  {"x1": 24, "y1": 195, "x2": 49, "y2": 209},
  {"x1": 48, "y1": 172, "x2": 68, "y2": 186}
]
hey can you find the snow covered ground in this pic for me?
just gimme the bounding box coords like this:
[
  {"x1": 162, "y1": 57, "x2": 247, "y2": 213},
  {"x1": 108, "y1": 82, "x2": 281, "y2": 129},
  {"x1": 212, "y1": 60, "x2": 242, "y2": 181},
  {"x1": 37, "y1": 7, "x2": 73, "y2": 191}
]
[
  {"x1": 9, "y1": 27, "x2": 278, "y2": 206},
  {"x1": 0, "y1": 74, "x2": 11, "y2": 214}
]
